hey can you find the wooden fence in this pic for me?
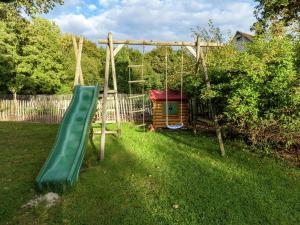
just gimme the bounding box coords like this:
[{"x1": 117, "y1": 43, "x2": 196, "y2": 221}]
[{"x1": 0, "y1": 94, "x2": 151, "y2": 124}]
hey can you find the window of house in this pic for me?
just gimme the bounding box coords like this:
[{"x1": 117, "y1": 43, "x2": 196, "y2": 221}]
[
  {"x1": 163, "y1": 102, "x2": 178, "y2": 115},
  {"x1": 236, "y1": 36, "x2": 242, "y2": 41}
]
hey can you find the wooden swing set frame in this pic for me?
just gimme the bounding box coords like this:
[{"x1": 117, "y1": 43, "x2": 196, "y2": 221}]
[{"x1": 98, "y1": 32, "x2": 226, "y2": 160}]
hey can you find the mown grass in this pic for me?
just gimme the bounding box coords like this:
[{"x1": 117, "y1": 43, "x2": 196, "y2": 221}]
[{"x1": 0, "y1": 122, "x2": 299, "y2": 225}]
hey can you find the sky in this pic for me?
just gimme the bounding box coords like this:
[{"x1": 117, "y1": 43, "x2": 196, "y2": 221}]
[{"x1": 43, "y1": 0, "x2": 257, "y2": 42}]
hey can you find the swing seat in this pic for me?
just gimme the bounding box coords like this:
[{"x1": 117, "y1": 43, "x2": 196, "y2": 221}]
[{"x1": 166, "y1": 123, "x2": 184, "y2": 130}]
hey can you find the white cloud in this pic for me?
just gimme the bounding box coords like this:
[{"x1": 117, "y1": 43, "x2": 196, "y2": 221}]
[
  {"x1": 99, "y1": 0, "x2": 119, "y2": 7},
  {"x1": 88, "y1": 4, "x2": 97, "y2": 11},
  {"x1": 48, "y1": 0, "x2": 256, "y2": 42}
]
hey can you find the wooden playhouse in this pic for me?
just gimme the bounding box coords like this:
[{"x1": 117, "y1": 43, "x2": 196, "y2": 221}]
[{"x1": 150, "y1": 90, "x2": 189, "y2": 129}]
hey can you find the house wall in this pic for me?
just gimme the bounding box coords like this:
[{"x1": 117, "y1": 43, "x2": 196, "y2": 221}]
[
  {"x1": 232, "y1": 34, "x2": 252, "y2": 51},
  {"x1": 152, "y1": 100, "x2": 189, "y2": 128}
]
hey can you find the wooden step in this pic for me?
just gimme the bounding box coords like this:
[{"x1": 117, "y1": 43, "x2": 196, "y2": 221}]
[
  {"x1": 135, "y1": 123, "x2": 147, "y2": 127},
  {"x1": 94, "y1": 130, "x2": 118, "y2": 135},
  {"x1": 128, "y1": 64, "x2": 143, "y2": 68},
  {"x1": 128, "y1": 80, "x2": 145, "y2": 84},
  {"x1": 131, "y1": 109, "x2": 145, "y2": 113},
  {"x1": 107, "y1": 90, "x2": 117, "y2": 94},
  {"x1": 128, "y1": 94, "x2": 145, "y2": 99},
  {"x1": 93, "y1": 120, "x2": 116, "y2": 124}
]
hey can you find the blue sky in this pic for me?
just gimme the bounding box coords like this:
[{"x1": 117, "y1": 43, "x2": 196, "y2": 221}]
[{"x1": 43, "y1": 0, "x2": 257, "y2": 42}]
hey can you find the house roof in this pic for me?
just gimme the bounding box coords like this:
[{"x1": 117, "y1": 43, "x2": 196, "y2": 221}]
[
  {"x1": 149, "y1": 90, "x2": 187, "y2": 101},
  {"x1": 234, "y1": 31, "x2": 254, "y2": 41}
]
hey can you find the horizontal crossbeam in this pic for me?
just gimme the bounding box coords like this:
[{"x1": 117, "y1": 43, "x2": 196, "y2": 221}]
[{"x1": 99, "y1": 39, "x2": 223, "y2": 47}]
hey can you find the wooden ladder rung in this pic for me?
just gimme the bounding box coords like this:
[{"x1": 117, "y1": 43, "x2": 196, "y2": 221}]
[
  {"x1": 128, "y1": 94, "x2": 145, "y2": 99},
  {"x1": 131, "y1": 109, "x2": 145, "y2": 113},
  {"x1": 94, "y1": 130, "x2": 118, "y2": 135},
  {"x1": 107, "y1": 90, "x2": 117, "y2": 94},
  {"x1": 94, "y1": 120, "x2": 116, "y2": 124},
  {"x1": 128, "y1": 65, "x2": 143, "y2": 68},
  {"x1": 135, "y1": 123, "x2": 146, "y2": 127},
  {"x1": 128, "y1": 80, "x2": 145, "y2": 83}
]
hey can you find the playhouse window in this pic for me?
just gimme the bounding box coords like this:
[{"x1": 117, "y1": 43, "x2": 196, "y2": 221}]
[{"x1": 163, "y1": 102, "x2": 178, "y2": 115}]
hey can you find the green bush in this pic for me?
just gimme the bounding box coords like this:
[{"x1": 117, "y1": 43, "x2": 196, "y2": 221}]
[{"x1": 206, "y1": 33, "x2": 300, "y2": 152}]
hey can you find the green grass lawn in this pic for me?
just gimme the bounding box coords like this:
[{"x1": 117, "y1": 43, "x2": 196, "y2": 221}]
[{"x1": 0, "y1": 122, "x2": 299, "y2": 225}]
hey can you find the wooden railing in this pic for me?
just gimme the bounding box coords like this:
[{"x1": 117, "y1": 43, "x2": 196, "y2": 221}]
[{"x1": 0, "y1": 94, "x2": 151, "y2": 124}]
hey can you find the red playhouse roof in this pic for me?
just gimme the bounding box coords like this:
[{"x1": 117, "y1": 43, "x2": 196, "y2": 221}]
[{"x1": 149, "y1": 90, "x2": 187, "y2": 101}]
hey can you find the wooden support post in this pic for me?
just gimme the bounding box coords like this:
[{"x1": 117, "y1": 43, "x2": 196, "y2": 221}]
[
  {"x1": 108, "y1": 32, "x2": 121, "y2": 136},
  {"x1": 198, "y1": 41, "x2": 226, "y2": 157},
  {"x1": 99, "y1": 45, "x2": 110, "y2": 160},
  {"x1": 78, "y1": 37, "x2": 84, "y2": 85},
  {"x1": 192, "y1": 36, "x2": 201, "y2": 133},
  {"x1": 113, "y1": 44, "x2": 125, "y2": 57},
  {"x1": 73, "y1": 36, "x2": 84, "y2": 86},
  {"x1": 186, "y1": 46, "x2": 196, "y2": 58},
  {"x1": 99, "y1": 32, "x2": 122, "y2": 160}
]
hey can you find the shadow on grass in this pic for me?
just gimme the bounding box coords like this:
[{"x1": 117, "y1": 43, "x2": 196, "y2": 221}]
[
  {"x1": 153, "y1": 131, "x2": 300, "y2": 224},
  {"x1": 2, "y1": 123, "x2": 299, "y2": 225},
  {"x1": 57, "y1": 132, "x2": 161, "y2": 225}
]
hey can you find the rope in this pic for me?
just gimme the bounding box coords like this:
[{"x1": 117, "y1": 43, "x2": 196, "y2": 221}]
[
  {"x1": 180, "y1": 46, "x2": 184, "y2": 124},
  {"x1": 164, "y1": 46, "x2": 184, "y2": 129},
  {"x1": 142, "y1": 44, "x2": 145, "y2": 131},
  {"x1": 165, "y1": 47, "x2": 169, "y2": 126}
]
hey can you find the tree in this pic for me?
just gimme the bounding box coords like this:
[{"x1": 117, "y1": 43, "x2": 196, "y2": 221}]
[
  {"x1": 253, "y1": 0, "x2": 300, "y2": 32},
  {"x1": 0, "y1": 0, "x2": 63, "y2": 16},
  {"x1": 191, "y1": 19, "x2": 226, "y2": 43},
  {"x1": 206, "y1": 32, "x2": 300, "y2": 150},
  {"x1": 60, "y1": 34, "x2": 105, "y2": 93},
  {"x1": 17, "y1": 18, "x2": 65, "y2": 94},
  {"x1": 0, "y1": 20, "x2": 19, "y2": 95}
]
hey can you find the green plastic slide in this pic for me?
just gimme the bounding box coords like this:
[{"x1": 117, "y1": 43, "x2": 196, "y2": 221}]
[{"x1": 36, "y1": 85, "x2": 99, "y2": 192}]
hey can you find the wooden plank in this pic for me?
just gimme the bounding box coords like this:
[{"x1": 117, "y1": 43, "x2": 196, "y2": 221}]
[
  {"x1": 94, "y1": 130, "x2": 118, "y2": 135},
  {"x1": 99, "y1": 39, "x2": 223, "y2": 47},
  {"x1": 109, "y1": 32, "x2": 121, "y2": 136},
  {"x1": 107, "y1": 90, "x2": 117, "y2": 94},
  {"x1": 73, "y1": 36, "x2": 84, "y2": 86},
  {"x1": 128, "y1": 80, "x2": 145, "y2": 83},
  {"x1": 186, "y1": 46, "x2": 196, "y2": 58},
  {"x1": 113, "y1": 44, "x2": 124, "y2": 57},
  {"x1": 153, "y1": 110, "x2": 189, "y2": 114},
  {"x1": 199, "y1": 43, "x2": 226, "y2": 157},
  {"x1": 153, "y1": 116, "x2": 188, "y2": 119},
  {"x1": 131, "y1": 109, "x2": 145, "y2": 113},
  {"x1": 135, "y1": 123, "x2": 146, "y2": 127},
  {"x1": 100, "y1": 45, "x2": 110, "y2": 160},
  {"x1": 128, "y1": 94, "x2": 145, "y2": 99},
  {"x1": 128, "y1": 65, "x2": 143, "y2": 68},
  {"x1": 153, "y1": 113, "x2": 189, "y2": 117}
]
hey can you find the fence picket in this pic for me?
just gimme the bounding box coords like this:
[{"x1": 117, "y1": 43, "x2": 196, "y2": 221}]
[{"x1": 0, "y1": 94, "x2": 151, "y2": 124}]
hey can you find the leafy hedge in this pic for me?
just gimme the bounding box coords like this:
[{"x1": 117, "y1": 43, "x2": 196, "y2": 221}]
[{"x1": 205, "y1": 33, "x2": 300, "y2": 152}]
